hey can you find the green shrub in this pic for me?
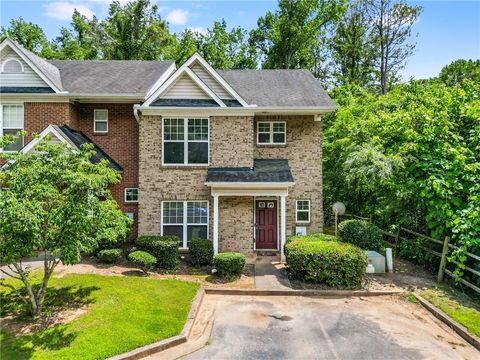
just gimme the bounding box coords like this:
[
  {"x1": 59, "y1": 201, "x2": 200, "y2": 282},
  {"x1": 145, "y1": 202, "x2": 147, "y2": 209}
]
[
  {"x1": 338, "y1": 220, "x2": 384, "y2": 251},
  {"x1": 189, "y1": 238, "x2": 214, "y2": 266},
  {"x1": 213, "y1": 252, "x2": 246, "y2": 279},
  {"x1": 285, "y1": 233, "x2": 337, "y2": 256},
  {"x1": 97, "y1": 248, "x2": 123, "y2": 263},
  {"x1": 285, "y1": 236, "x2": 367, "y2": 288},
  {"x1": 399, "y1": 237, "x2": 440, "y2": 271},
  {"x1": 135, "y1": 235, "x2": 179, "y2": 270},
  {"x1": 128, "y1": 250, "x2": 156, "y2": 274}
]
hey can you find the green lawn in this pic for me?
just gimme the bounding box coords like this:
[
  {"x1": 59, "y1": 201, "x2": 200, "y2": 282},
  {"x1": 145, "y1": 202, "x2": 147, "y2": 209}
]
[
  {"x1": 420, "y1": 287, "x2": 480, "y2": 337},
  {"x1": 0, "y1": 273, "x2": 199, "y2": 360}
]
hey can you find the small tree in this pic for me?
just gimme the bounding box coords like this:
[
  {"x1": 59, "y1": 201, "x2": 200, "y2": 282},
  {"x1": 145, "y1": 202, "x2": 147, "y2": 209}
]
[{"x1": 0, "y1": 135, "x2": 131, "y2": 317}]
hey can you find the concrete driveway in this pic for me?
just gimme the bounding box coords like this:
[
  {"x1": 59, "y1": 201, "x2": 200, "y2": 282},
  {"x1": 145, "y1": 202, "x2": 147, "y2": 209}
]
[{"x1": 182, "y1": 295, "x2": 478, "y2": 360}]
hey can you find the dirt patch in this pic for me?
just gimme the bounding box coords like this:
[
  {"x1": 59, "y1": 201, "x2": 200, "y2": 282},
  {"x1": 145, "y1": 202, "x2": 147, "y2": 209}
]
[
  {"x1": 1, "y1": 305, "x2": 87, "y2": 335},
  {"x1": 54, "y1": 257, "x2": 255, "y2": 289}
]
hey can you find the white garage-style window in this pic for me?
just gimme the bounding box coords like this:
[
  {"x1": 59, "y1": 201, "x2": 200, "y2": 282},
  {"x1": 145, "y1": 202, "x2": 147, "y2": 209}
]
[
  {"x1": 94, "y1": 109, "x2": 108, "y2": 133},
  {"x1": 162, "y1": 201, "x2": 209, "y2": 248},
  {"x1": 124, "y1": 188, "x2": 139, "y2": 203},
  {"x1": 295, "y1": 200, "x2": 310, "y2": 223},
  {"x1": 163, "y1": 117, "x2": 209, "y2": 165},
  {"x1": 1, "y1": 104, "x2": 24, "y2": 152},
  {"x1": 257, "y1": 121, "x2": 286, "y2": 145}
]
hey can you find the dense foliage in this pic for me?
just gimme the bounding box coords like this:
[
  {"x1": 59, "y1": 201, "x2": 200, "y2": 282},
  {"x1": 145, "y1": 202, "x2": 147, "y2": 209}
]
[
  {"x1": 324, "y1": 63, "x2": 480, "y2": 279},
  {"x1": 398, "y1": 237, "x2": 440, "y2": 272},
  {"x1": 213, "y1": 252, "x2": 246, "y2": 279},
  {"x1": 134, "y1": 235, "x2": 179, "y2": 270},
  {"x1": 128, "y1": 251, "x2": 157, "y2": 274},
  {"x1": 0, "y1": 139, "x2": 131, "y2": 316},
  {"x1": 285, "y1": 235, "x2": 367, "y2": 288},
  {"x1": 338, "y1": 220, "x2": 384, "y2": 251},
  {"x1": 188, "y1": 238, "x2": 214, "y2": 266},
  {"x1": 97, "y1": 248, "x2": 123, "y2": 263}
]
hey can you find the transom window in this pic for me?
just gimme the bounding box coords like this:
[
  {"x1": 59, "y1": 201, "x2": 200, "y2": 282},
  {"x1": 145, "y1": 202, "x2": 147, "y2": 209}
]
[
  {"x1": 162, "y1": 201, "x2": 209, "y2": 248},
  {"x1": 163, "y1": 118, "x2": 209, "y2": 165},
  {"x1": 124, "y1": 188, "x2": 139, "y2": 203},
  {"x1": 94, "y1": 109, "x2": 108, "y2": 133},
  {"x1": 1, "y1": 104, "x2": 24, "y2": 152},
  {"x1": 257, "y1": 121, "x2": 286, "y2": 145},
  {"x1": 295, "y1": 200, "x2": 310, "y2": 223}
]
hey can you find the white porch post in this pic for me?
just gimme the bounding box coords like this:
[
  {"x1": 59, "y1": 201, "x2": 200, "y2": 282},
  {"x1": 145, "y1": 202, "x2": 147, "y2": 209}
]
[
  {"x1": 280, "y1": 195, "x2": 286, "y2": 262},
  {"x1": 213, "y1": 195, "x2": 219, "y2": 255}
]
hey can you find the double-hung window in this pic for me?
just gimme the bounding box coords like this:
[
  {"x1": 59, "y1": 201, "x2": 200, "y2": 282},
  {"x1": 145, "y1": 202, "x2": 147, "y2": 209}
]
[
  {"x1": 94, "y1": 109, "x2": 108, "y2": 133},
  {"x1": 124, "y1": 188, "x2": 139, "y2": 203},
  {"x1": 295, "y1": 200, "x2": 310, "y2": 223},
  {"x1": 163, "y1": 118, "x2": 209, "y2": 165},
  {"x1": 257, "y1": 121, "x2": 286, "y2": 145},
  {"x1": 1, "y1": 104, "x2": 24, "y2": 152},
  {"x1": 162, "y1": 201, "x2": 209, "y2": 248}
]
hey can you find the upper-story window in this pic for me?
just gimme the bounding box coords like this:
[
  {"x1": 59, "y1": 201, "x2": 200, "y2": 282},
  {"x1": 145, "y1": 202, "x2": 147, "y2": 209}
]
[
  {"x1": 257, "y1": 121, "x2": 286, "y2": 145},
  {"x1": 94, "y1": 109, "x2": 108, "y2": 133},
  {"x1": 1, "y1": 104, "x2": 24, "y2": 152},
  {"x1": 295, "y1": 200, "x2": 311, "y2": 223},
  {"x1": 2, "y1": 59, "x2": 24, "y2": 73},
  {"x1": 163, "y1": 117, "x2": 209, "y2": 165}
]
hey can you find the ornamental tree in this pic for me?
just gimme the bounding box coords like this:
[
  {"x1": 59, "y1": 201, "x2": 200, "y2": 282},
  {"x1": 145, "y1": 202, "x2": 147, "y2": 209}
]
[{"x1": 0, "y1": 136, "x2": 131, "y2": 317}]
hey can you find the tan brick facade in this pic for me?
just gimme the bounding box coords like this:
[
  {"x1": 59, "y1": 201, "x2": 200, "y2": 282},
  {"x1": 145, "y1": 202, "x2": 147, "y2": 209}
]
[{"x1": 138, "y1": 113, "x2": 323, "y2": 254}]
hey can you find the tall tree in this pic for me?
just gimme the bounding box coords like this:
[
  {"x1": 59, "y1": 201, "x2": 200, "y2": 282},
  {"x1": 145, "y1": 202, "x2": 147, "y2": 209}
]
[
  {"x1": 0, "y1": 18, "x2": 55, "y2": 59},
  {"x1": 366, "y1": 0, "x2": 422, "y2": 93},
  {"x1": 439, "y1": 59, "x2": 480, "y2": 86},
  {"x1": 330, "y1": 1, "x2": 376, "y2": 87},
  {"x1": 250, "y1": 0, "x2": 345, "y2": 70},
  {"x1": 102, "y1": 0, "x2": 173, "y2": 60}
]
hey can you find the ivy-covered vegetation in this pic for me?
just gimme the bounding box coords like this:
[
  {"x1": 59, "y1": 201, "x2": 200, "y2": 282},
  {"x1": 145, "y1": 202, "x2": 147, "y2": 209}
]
[{"x1": 324, "y1": 61, "x2": 480, "y2": 280}]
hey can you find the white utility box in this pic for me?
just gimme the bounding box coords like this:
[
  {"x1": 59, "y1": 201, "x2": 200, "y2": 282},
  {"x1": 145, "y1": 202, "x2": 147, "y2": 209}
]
[{"x1": 365, "y1": 251, "x2": 386, "y2": 273}]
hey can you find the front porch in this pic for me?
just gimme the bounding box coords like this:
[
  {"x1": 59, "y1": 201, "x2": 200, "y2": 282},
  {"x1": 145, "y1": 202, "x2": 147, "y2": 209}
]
[{"x1": 206, "y1": 159, "x2": 294, "y2": 262}]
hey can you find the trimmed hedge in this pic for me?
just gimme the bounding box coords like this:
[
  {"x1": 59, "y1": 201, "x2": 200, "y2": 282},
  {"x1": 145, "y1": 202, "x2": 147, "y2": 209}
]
[
  {"x1": 189, "y1": 238, "x2": 214, "y2": 266},
  {"x1": 135, "y1": 235, "x2": 179, "y2": 270},
  {"x1": 286, "y1": 236, "x2": 367, "y2": 288},
  {"x1": 213, "y1": 252, "x2": 246, "y2": 279},
  {"x1": 338, "y1": 220, "x2": 384, "y2": 251},
  {"x1": 128, "y1": 250, "x2": 156, "y2": 274},
  {"x1": 97, "y1": 248, "x2": 123, "y2": 263}
]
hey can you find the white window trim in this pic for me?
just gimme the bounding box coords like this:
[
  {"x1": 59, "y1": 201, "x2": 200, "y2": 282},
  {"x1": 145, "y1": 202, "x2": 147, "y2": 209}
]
[
  {"x1": 161, "y1": 200, "x2": 209, "y2": 249},
  {"x1": 1, "y1": 58, "x2": 24, "y2": 73},
  {"x1": 162, "y1": 117, "x2": 210, "y2": 166},
  {"x1": 93, "y1": 109, "x2": 108, "y2": 133},
  {"x1": 0, "y1": 104, "x2": 24, "y2": 152},
  {"x1": 295, "y1": 200, "x2": 311, "y2": 224},
  {"x1": 257, "y1": 121, "x2": 286, "y2": 145},
  {"x1": 124, "y1": 188, "x2": 139, "y2": 203}
]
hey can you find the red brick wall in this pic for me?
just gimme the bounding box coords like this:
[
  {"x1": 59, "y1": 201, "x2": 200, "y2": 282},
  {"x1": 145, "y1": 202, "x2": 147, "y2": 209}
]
[
  {"x1": 73, "y1": 103, "x2": 139, "y2": 237},
  {"x1": 24, "y1": 102, "x2": 72, "y2": 143}
]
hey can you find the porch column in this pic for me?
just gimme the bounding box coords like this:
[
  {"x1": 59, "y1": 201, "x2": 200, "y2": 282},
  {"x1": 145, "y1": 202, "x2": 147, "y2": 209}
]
[
  {"x1": 213, "y1": 195, "x2": 219, "y2": 255},
  {"x1": 280, "y1": 195, "x2": 286, "y2": 262}
]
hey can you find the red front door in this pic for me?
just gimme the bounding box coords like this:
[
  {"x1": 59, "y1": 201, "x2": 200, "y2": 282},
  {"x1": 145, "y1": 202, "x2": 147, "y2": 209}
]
[{"x1": 255, "y1": 200, "x2": 278, "y2": 249}]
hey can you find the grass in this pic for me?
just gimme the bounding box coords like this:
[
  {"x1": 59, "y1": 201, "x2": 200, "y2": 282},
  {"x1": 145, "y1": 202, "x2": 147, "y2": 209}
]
[
  {"x1": 0, "y1": 273, "x2": 199, "y2": 360},
  {"x1": 420, "y1": 286, "x2": 480, "y2": 337}
]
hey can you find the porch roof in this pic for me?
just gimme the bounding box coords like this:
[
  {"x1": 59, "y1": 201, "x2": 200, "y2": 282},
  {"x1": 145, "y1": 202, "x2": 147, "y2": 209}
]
[{"x1": 206, "y1": 159, "x2": 294, "y2": 184}]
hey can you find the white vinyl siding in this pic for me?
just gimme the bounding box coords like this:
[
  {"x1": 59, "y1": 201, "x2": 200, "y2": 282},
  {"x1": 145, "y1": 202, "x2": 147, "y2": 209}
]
[
  {"x1": 162, "y1": 74, "x2": 210, "y2": 99},
  {"x1": 94, "y1": 109, "x2": 108, "y2": 133},
  {"x1": 0, "y1": 47, "x2": 50, "y2": 88},
  {"x1": 190, "y1": 62, "x2": 233, "y2": 99}
]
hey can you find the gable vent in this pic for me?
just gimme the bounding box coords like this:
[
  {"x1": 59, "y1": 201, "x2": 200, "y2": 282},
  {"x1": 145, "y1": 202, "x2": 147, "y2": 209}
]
[{"x1": 2, "y1": 58, "x2": 24, "y2": 73}]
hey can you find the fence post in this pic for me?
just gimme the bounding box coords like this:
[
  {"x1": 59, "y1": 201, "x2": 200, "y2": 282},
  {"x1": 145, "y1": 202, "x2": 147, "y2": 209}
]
[
  {"x1": 437, "y1": 236, "x2": 451, "y2": 283},
  {"x1": 394, "y1": 224, "x2": 401, "y2": 258}
]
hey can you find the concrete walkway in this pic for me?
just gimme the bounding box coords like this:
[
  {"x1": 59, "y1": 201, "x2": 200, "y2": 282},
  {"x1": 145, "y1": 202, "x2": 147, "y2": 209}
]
[{"x1": 254, "y1": 257, "x2": 291, "y2": 290}]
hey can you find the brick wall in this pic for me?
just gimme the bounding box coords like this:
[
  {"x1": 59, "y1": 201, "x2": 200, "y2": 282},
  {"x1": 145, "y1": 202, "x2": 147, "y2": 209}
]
[
  {"x1": 24, "y1": 102, "x2": 72, "y2": 143},
  {"x1": 219, "y1": 197, "x2": 254, "y2": 254},
  {"x1": 254, "y1": 115, "x2": 323, "y2": 234},
  {"x1": 74, "y1": 103, "x2": 139, "y2": 236}
]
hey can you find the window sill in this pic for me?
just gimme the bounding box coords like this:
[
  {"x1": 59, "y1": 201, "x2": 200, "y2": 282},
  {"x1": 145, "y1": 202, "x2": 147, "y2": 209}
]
[
  {"x1": 93, "y1": 132, "x2": 108, "y2": 136},
  {"x1": 256, "y1": 144, "x2": 288, "y2": 148},
  {"x1": 161, "y1": 165, "x2": 209, "y2": 169}
]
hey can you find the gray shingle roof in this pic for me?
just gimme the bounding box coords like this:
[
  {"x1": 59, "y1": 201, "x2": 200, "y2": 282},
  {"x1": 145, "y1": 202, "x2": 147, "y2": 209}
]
[
  {"x1": 49, "y1": 60, "x2": 174, "y2": 95},
  {"x1": 57, "y1": 125, "x2": 123, "y2": 172},
  {"x1": 218, "y1": 69, "x2": 336, "y2": 108},
  {"x1": 207, "y1": 159, "x2": 294, "y2": 183}
]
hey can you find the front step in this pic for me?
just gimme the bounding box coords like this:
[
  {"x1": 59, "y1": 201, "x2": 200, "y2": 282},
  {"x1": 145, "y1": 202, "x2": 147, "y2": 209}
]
[{"x1": 255, "y1": 250, "x2": 279, "y2": 257}]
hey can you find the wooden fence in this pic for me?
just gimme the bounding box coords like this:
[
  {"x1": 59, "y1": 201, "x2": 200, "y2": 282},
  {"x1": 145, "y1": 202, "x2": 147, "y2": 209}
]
[{"x1": 341, "y1": 215, "x2": 480, "y2": 295}]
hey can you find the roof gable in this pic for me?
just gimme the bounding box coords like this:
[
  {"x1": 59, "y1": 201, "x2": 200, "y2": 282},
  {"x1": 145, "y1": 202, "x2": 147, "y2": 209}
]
[
  {"x1": 144, "y1": 53, "x2": 249, "y2": 107},
  {"x1": 0, "y1": 39, "x2": 63, "y2": 93}
]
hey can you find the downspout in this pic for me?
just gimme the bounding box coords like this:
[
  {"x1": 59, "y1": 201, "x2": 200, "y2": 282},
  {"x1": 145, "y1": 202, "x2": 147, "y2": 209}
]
[{"x1": 133, "y1": 104, "x2": 140, "y2": 123}]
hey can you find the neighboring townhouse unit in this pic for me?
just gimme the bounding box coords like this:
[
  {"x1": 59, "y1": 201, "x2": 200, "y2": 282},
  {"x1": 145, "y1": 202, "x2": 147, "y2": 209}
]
[{"x1": 0, "y1": 38, "x2": 336, "y2": 260}]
